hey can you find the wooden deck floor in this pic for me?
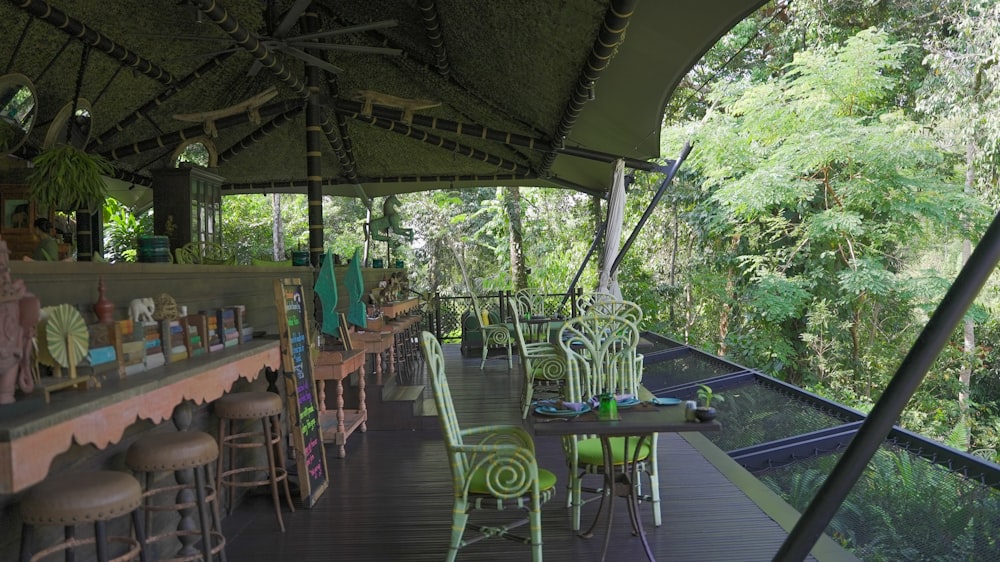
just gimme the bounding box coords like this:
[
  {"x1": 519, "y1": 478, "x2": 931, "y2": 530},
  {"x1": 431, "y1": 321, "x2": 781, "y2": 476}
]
[{"x1": 222, "y1": 344, "x2": 848, "y2": 562}]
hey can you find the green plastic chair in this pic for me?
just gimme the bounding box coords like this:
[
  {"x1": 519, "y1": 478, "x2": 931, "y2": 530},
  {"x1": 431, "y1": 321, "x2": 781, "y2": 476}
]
[
  {"x1": 557, "y1": 313, "x2": 660, "y2": 530},
  {"x1": 418, "y1": 332, "x2": 556, "y2": 561},
  {"x1": 468, "y1": 294, "x2": 513, "y2": 370},
  {"x1": 509, "y1": 297, "x2": 566, "y2": 418}
]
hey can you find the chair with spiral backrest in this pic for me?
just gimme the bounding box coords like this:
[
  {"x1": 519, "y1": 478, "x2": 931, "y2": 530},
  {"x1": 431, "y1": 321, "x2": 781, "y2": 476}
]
[
  {"x1": 509, "y1": 297, "x2": 567, "y2": 418},
  {"x1": 468, "y1": 293, "x2": 513, "y2": 370},
  {"x1": 557, "y1": 313, "x2": 660, "y2": 530},
  {"x1": 418, "y1": 331, "x2": 557, "y2": 561}
]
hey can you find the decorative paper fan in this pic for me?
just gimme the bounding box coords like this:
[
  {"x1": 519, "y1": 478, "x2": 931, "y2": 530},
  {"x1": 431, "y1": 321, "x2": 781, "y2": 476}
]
[{"x1": 41, "y1": 304, "x2": 89, "y2": 368}]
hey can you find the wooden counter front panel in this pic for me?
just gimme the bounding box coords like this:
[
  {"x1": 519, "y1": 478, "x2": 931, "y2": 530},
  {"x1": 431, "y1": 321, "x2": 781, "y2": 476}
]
[{"x1": 0, "y1": 339, "x2": 281, "y2": 494}]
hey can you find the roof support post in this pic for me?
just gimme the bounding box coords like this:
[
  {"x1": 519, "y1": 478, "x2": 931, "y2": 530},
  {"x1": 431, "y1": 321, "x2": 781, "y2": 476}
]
[
  {"x1": 774, "y1": 207, "x2": 1000, "y2": 561},
  {"x1": 304, "y1": 10, "x2": 325, "y2": 267}
]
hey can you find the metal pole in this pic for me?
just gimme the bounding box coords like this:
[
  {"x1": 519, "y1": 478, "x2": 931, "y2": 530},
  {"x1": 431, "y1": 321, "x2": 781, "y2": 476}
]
[
  {"x1": 774, "y1": 208, "x2": 1000, "y2": 561},
  {"x1": 609, "y1": 142, "x2": 691, "y2": 276}
]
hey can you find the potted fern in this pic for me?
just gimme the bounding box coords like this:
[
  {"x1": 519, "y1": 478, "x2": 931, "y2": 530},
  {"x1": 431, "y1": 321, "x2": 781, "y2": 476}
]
[
  {"x1": 28, "y1": 144, "x2": 111, "y2": 211},
  {"x1": 695, "y1": 384, "x2": 724, "y2": 422}
]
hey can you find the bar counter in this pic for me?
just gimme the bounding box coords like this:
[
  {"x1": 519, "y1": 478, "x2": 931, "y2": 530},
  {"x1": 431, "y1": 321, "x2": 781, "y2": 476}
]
[{"x1": 0, "y1": 338, "x2": 281, "y2": 494}]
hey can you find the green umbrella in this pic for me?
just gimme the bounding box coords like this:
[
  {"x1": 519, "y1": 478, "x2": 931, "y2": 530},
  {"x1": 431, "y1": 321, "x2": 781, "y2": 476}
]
[
  {"x1": 313, "y1": 248, "x2": 339, "y2": 336},
  {"x1": 345, "y1": 248, "x2": 367, "y2": 328}
]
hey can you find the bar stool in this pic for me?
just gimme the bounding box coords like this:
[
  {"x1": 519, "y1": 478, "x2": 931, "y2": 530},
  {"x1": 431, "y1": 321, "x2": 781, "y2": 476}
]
[
  {"x1": 214, "y1": 391, "x2": 295, "y2": 532},
  {"x1": 19, "y1": 470, "x2": 148, "y2": 562},
  {"x1": 126, "y1": 430, "x2": 226, "y2": 562}
]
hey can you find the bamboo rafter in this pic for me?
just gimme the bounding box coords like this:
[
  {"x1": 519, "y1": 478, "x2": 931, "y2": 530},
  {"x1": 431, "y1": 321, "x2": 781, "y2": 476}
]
[
  {"x1": 217, "y1": 105, "x2": 303, "y2": 163},
  {"x1": 188, "y1": 0, "x2": 307, "y2": 98},
  {"x1": 416, "y1": 0, "x2": 449, "y2": 78},
  {"x1": 88, "y1": 52, "x2": 235, "y2": 150},
  {"x1": 220, "y1": 172, "x2": 538, "y2": 194},
  {"x1": 10, "y1": 0, "x2": 174, "y2": 85},
  {"x1": 98, "y1": 100, "x2": 305, "y2": 160},
  {"x1": 348, "y1": 113, "x2": 533, "y2": 175},
  {"x1": 539, "y1": 0, "x2": 637, "y2": 174}
]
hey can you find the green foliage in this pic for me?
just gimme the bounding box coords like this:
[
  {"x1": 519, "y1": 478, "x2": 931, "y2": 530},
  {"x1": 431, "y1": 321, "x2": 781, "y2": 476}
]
[
  {"x1": 102, "y1": 198, "x2": 152, "y2": 263},
  {"x1": 696, "y1": 384, "x2": 725, "y2": 409},
  {"x1": 29, "y1": 145, "x2": 112, "y2": 211}
]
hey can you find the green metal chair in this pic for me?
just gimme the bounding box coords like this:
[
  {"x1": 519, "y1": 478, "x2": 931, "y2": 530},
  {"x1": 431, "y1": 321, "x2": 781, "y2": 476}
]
[
  {"x1": 510, "y1": 289, "x2": 563, "y2": 342},
  {"x1": 508, "y1": 297, "x2": 566, "y2": 418},
  {"x1": 557, "y1": 313, "x2": 661, "y2": 530},
  {"x1": 468, "y1": 294, "x2": 513, "y2": 370},
  {"x1": 418, "y1": 331, "x2": 556, "y2": 562}
]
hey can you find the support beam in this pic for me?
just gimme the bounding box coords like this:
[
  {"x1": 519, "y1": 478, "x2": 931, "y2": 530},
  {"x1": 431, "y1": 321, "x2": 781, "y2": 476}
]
[{"x1": 609, "y1": 142, "x2": 691, "y2": 276}]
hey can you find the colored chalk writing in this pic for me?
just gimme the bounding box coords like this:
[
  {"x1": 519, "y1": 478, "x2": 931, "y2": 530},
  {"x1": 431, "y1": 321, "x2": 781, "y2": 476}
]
[{"x1": 274, "y1": 278, "x2": 329, "y2": 508}]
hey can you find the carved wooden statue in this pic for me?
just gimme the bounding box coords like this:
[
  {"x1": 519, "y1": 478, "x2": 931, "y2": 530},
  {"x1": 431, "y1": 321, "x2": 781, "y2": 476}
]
[{"x1": 0, "y1": 239, "x2": 40, "y2": 404}]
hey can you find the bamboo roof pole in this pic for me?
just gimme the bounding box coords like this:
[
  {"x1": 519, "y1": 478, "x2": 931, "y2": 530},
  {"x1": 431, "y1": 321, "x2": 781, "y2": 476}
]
[
  {"x1": 187, "y1": 0, "x2": 308, "y2": 98},
  {"x1": 10, "y1": 0, "x2": 174, "y2": 85},
  {"x1": 98, "y1": 100, "x2": 305, "y2": 160},
  {"x1": 220, "y1": 172, "x2": 539, "y2": 194},
  {"x1": 88, "y1": 52, "x2": 236, "y2": 150},
  {"x1": 349, "y1": 113, "x2": 533, "y2": 176},
  {"x1": 539, "y1": 0, "x2": 638, "y2": 175},
  {"x1": 304, "y1": 11, "x2": 325, "y2": 267},
  {"x1": 319, "y1": 111, "x2": 371, "y2": 206},
  {"x1": 332, "y1": 99, "x2": 658, "y2": 172},
  {"x1": 216, "y1": 106, "x2": 304, "y2": 163},
  {"x1": 416, "y1": 0, "x2": 450, "y2": 78}
]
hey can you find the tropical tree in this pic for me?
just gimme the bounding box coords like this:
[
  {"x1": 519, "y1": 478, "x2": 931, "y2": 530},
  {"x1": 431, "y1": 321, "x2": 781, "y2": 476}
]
[{"x1": 661, "y1": 29, "x2": 985, "y2": 402}]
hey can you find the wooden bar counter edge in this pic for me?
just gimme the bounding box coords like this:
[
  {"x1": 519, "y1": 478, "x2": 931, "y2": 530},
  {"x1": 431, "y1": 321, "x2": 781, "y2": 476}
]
[{"x1": 0, "y1": 338, "x2": 281, "y2": 494}]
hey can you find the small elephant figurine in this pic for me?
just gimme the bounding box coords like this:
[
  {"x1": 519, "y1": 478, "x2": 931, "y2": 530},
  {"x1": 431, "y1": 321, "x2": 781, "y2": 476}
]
[{"x1": 129, "y1": 297, "x2": 156, "y2": 324}]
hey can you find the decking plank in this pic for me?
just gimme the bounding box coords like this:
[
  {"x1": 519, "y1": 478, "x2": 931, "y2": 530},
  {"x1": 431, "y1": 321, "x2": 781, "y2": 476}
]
[{"x1": 222, "y1": 343, "x2": 835, "y2": 561}]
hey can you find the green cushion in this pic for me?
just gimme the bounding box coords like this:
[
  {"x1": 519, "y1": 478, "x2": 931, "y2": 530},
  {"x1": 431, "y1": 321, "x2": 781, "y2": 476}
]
[
  {"x1": 469, "y1": 466, "x2": 558, "y2": 495},
  {"x1": 576, "y1": 437, "x2": 651, "y2": 466}
]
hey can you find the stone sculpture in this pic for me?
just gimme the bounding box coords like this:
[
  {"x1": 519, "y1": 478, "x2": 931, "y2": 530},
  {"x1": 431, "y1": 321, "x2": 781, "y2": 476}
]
[
  {"x1": 129, "y1": 297, "x2": 156, "y2": 324},
  {"x1": 368, "y1": 195, "x2": 414, "y2": 245},
  {"x1": 0, "y1": 238, "x2": 40, "y2": 404}
]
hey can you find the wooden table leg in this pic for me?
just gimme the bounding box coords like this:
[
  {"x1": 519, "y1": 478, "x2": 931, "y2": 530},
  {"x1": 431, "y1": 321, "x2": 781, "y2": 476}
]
[
  {"x1": 357, "y1": 364, "x2": 367, "y2": 432},
  {"x1": 335, "y1": 377, "x2": 346, "y2": 458}
]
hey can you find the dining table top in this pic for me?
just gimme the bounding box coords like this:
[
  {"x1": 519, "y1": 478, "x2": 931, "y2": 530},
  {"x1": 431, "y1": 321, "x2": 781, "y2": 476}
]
[{"x1": 529, "y1": 401, "x2": 720, "y2": 437}]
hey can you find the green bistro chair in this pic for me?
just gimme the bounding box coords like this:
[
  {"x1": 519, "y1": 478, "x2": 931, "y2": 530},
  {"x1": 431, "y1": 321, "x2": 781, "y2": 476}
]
[
  {"x1": 419, "y1": 332, "x2": 557, "y2": 561},
  {"x1": 557, "y1": 313, "x2": 661, "y2": 530},
  {"x1": 468, "y1": 294, "x2": 513, "y2": 370},
  {"x1": 508, "y1": 297, "x2": 567, "y2": 418}
]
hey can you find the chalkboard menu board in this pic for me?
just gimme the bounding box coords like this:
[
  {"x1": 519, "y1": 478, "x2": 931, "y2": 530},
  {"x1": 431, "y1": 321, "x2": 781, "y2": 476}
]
[{"x1": 273, "y1": 278, "x2": 329, "y2": 507}]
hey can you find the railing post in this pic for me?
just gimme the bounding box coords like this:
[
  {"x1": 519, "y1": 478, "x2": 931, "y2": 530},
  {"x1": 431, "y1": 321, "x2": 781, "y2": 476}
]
[{"x1": 433, "y1": 292, "x2": 442, "y2": 341}]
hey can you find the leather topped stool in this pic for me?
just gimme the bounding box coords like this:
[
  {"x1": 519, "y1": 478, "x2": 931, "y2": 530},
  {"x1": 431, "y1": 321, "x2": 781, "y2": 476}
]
[
  {"x1": 19, "y1": 470, "x2": 148, "y2": 562},
  {"x1": 213, "y1": 391, "x2": 295, "y2": 532},
  {"x1": 126, "y1": 430, "x2": 226, "y2": 562}
]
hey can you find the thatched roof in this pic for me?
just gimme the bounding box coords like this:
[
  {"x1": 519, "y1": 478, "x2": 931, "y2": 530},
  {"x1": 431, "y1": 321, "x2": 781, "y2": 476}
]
[{"x1": 1, "y1": 0, "x2": 766, "y2": 207}]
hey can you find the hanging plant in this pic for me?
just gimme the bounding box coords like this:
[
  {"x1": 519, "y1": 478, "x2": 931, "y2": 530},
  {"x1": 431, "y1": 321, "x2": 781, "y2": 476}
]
[{"x1": 28, "y1": 144, "x2": 112, "y2": 211}]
